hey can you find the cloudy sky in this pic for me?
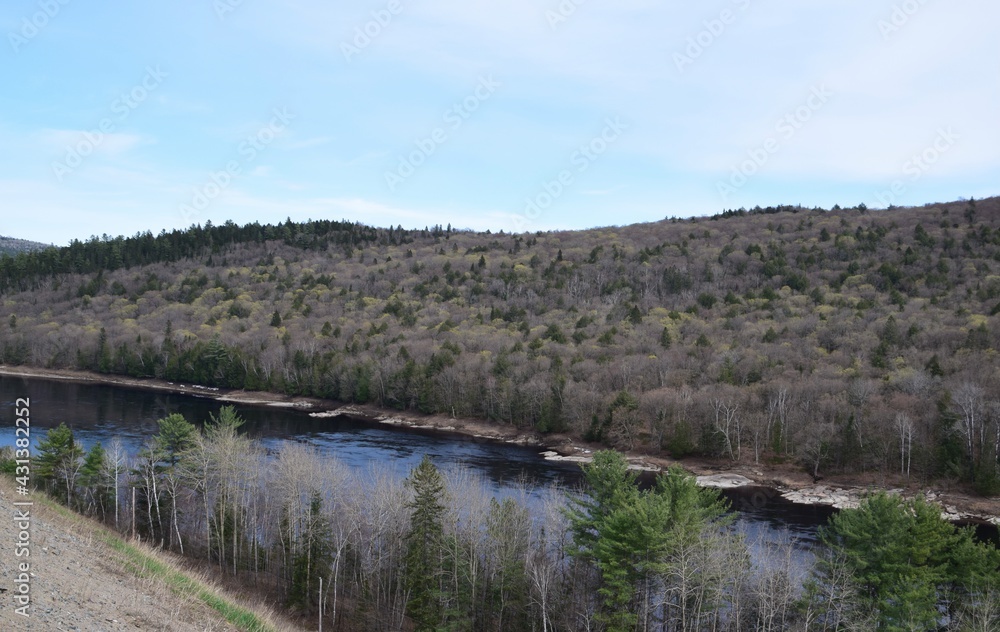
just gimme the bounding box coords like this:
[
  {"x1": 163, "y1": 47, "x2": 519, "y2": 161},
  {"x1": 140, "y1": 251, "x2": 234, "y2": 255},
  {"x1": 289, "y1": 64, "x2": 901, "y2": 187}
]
[{"x1": 2, "y1": 0, "x2": 998, "y2": 246}]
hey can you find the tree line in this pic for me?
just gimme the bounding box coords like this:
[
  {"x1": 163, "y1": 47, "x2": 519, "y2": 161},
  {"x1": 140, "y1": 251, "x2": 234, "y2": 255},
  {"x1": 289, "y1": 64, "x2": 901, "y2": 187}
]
[
  {"x1": 3, "y1": 407, "x2": 999, "y2": 630},
  {"x1": 2, "y1": 198, "x2": 1000, "y2": 492},
  {"x1": 0, "y1": 217, "x2": 403, "y2": 294}
]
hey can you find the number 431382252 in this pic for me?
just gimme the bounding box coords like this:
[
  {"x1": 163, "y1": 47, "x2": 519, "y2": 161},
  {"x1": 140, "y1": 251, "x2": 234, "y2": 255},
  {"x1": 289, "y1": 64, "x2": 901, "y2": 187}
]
[{"x1": 14, "y1": 397, "x2": 30, "y2": 488}]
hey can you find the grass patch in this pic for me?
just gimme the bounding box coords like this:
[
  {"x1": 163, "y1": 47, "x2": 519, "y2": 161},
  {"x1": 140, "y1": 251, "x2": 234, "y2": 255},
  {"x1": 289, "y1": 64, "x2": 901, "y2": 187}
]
[
  {"x1": 102, "y1": 535, "x2": 277, "y2": 632},
  {"x1": 31, "y1": 488, "x2": 84, "y2": 521}
]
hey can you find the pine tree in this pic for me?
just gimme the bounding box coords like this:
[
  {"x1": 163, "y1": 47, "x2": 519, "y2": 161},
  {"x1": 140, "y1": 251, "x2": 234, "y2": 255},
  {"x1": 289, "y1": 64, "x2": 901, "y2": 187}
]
[
  {"x1": 287, "y1": 491, "x2": 332, "y2": 610},
  {"x1": 155, "y1": 413, "x2": 197, "y2": 466},
  {"x1": 34, "y1": 423, "x2": 83, "y2": 504},
  {"x1": 627, "y1": 305, "x2": 643, "y2": 325},
  {"x1": 207, "y1": 405, "x2": 245, "y2": 435},
  {"x1": 405, "y1": 455, "x2": 447, "y2": 631},
  {"x1": 818, "y1": 492, "x2": 1000, "y2": 629},
  {"x1": 96, "y1": 326, "x2": 112, "y2": 372},
  {"x1": 566, "y1": 452, "x2": 729, "y2": 632},
  {"x1": 659, "y1": 326, "x2": 672, "y2": 349},
  {"x1": 78, "y1": 442, "x2": 111, "y2": 517},
  {"x1": 566, "y1": 451, "x2": 638, "y2": 559},
  {"x1": 152, "y1": 413, "x2": 198, "y2": 552},
  {"x1": 925, "y1": 354, "x2": 944, "y2": 377}
]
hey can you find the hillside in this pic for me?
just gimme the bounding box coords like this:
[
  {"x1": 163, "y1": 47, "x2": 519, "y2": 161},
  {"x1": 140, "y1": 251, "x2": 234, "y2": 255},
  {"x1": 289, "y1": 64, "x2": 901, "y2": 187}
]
[
  {"x1": 0, "y1": 235, "x2": 51, "y2": 257},
  {"x1": 0, "y1": 476, "x2": 295, "y2": 631},
  {"x1": 2, "y1": 198, "x2": 999, "y2": 489}
]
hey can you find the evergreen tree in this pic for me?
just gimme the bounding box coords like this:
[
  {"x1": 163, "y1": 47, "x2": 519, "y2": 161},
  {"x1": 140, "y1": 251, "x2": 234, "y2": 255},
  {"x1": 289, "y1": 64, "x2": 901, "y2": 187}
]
[
  {"x1": 151, "y1": 413, "x2": 198, "y2": 552},
  {"x1": 287, "y1": 491, "x2": 333, "y2": 610},
  {"x1": 818, "y1": 492, "x2": 1000, "y2": 629},
  {"x1": 566, "y1": 451, "x2": 729, "y2": 631},
  {"x1": 34, "y1": 423, "x2": 83, "y2": 504},
  {"x1": 78, "y1": 442, "x2": 111, "y2": 517},
  {"x1": 659, "y1": 326, "x2": 672, "y2": 349},
  {"x1": 405, "y1": 455, "x2": 447, "y2": 631},
  {"x1": 880, "y1": 315, "x2": 901, "y2": 347},
  {"x1": 96, "y1": 327, "x2": 112, "y2": 372},
  {"x1": 155, "y1": 413, "x2": 197, "y2": 466},
  {"x1": 627, "y1": 305, "x2": 643, "y2": 325},
  {"x1": 207, "y1": 405, "x2": 245, "y2": 436},
  {"x1": 925, "y1": 354, "x2": 944, "y2": 377}
]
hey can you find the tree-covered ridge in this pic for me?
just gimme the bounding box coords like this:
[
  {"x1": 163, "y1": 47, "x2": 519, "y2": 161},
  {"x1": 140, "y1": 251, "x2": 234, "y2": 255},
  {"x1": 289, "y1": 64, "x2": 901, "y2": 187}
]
[
  {"x1": 0, "y1": 218, "x2": 384, "y2": 293},
  {"x1": 0, "y1": 235, "x2": 51, "y2": 257},
  {"x1": 2, "y1": 197, "x2": 1000, "y2": 488}
]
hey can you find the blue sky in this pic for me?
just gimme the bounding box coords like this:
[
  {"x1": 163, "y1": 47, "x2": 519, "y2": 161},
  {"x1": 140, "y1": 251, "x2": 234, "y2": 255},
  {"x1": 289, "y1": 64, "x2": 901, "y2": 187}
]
[{"x1": 2, "y1": 0, "x2": 998, "y2": 246}]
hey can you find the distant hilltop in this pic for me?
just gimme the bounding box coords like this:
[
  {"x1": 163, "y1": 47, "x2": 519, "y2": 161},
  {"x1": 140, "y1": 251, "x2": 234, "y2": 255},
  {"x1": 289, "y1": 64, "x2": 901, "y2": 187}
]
[{"x1": 0, "y1": 235, "x2": 52, "y2": 256}]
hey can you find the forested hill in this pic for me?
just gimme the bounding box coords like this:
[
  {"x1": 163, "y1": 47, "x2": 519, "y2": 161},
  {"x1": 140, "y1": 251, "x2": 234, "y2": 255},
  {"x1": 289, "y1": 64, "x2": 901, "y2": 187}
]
[
  {"x1": 0, "y1": 235, "x2": 51, "y2": 257},
  {"x1": 3, "y1": 198, "x2": 1000, "y2": 489}
]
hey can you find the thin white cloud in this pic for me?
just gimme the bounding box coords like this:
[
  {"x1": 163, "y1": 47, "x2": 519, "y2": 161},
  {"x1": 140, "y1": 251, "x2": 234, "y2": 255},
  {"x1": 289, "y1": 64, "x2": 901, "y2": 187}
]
[
  {"x1": 582, "y1": 185, "x2": 628, "y2": 196},
  {"x1": 284, "y1": 136, "x2": 335, "y2": 151},
  {"x1": 339, "y1": 150, "x2": 389, "y2": 167},
  {"x1": 38, "y1": 129, "x2": 145, "y2": 156}
]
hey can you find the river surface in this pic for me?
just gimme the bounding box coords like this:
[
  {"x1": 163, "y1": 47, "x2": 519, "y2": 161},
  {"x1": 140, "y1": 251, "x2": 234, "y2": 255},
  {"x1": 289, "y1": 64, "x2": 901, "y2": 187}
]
[{"x1": 0, "y1": 375, "x2": 833, "y2": 570}]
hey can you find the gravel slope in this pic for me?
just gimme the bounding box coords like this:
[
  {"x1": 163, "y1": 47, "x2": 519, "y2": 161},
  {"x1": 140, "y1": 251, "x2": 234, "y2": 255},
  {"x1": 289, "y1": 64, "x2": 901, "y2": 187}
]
[{"x1": 0, "y1": 477, "x2": 255, "y2": 631}]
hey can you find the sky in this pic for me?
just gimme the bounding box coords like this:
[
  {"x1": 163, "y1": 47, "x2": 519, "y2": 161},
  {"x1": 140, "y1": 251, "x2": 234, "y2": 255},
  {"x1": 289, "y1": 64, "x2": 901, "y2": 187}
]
[{"x1": 1, "y1": 0, "x2": 998, "y2": 246}]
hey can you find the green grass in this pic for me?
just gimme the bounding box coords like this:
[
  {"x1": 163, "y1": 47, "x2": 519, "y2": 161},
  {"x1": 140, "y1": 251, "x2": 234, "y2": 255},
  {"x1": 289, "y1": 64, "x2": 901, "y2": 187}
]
[{"x1": 101, "y1": 532, "x2": 278, "y2": 632}]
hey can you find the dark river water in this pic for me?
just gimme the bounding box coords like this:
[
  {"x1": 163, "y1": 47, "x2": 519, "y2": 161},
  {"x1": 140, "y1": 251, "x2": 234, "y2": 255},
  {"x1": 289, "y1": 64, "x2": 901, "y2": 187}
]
[{"x1": 1, "y1": 374, "x2": 834, "y2": 571}]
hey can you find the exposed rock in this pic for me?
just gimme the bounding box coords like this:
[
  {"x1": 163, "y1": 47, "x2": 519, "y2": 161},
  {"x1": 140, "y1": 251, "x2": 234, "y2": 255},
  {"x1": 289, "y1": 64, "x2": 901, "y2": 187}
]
[
  {"x1": 781, "y1": 487, "x2": 861, "y2": 510},
  {"x1": 540, "y1": 450, "x2": 592, "y2": 464},
  {"x1": 696, "y1": 474, "x2": 755, "y2": 489}
]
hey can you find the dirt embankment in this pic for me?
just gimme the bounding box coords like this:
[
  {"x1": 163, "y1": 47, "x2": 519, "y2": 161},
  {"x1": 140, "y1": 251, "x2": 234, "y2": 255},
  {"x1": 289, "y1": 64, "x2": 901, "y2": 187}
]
[
  {"x1": 0, "y1": 475, "x2": 299, "y2": 631},
  {"x1": 3, "y1": 364, "x2": 999, "y2": 525}
]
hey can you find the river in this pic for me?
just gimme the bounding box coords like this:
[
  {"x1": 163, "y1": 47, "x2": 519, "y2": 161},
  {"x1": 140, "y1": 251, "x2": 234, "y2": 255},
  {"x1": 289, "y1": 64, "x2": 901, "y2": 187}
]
[{"x1": 1, "y1": 374, "x2": 832, "y2": 571}]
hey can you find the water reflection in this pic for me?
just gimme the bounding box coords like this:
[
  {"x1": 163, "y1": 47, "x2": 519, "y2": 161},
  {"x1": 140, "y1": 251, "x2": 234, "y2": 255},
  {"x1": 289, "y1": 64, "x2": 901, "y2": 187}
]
[{"x1": 0, "y1": 374, "x2": 583, "y2": 501}]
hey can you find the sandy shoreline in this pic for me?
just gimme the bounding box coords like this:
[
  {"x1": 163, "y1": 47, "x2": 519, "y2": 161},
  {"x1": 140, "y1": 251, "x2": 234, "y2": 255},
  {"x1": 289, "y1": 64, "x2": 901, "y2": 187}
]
[{"x1": 3, "y1": 364, "x2": 998, "y2": 525}]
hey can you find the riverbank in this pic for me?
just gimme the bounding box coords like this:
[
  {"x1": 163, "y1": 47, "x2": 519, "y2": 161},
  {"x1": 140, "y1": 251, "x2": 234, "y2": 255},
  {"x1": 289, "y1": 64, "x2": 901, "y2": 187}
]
[{"x1": 3, "y1": 364, "x2": 998, "y2": 525}]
